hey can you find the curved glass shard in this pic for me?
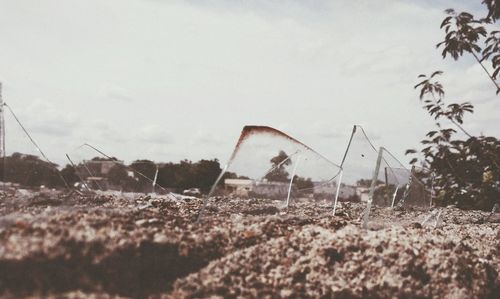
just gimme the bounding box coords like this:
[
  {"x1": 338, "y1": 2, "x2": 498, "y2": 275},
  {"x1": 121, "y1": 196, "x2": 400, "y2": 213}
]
[
  {"x1": 340, "y1": 126, "x2": 434, "y2": 227},
  {"x1": 198, "y1": 126, "x2": 342, "y2": 221}
]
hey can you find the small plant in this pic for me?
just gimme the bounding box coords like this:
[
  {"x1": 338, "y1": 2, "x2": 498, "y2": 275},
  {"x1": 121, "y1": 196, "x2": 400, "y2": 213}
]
[{"x1": 408, "y1": 72, "x2": 499, "y2": 210}]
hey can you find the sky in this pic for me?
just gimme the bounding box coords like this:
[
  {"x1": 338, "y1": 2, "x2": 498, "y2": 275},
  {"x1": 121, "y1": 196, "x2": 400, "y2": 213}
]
[{"x1": 0, "y1": 0, "x2": 498, "y2": 168}]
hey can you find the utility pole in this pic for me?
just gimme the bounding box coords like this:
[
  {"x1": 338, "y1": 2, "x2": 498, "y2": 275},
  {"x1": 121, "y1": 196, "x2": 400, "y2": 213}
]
[{"x1": 0, "y1": 82, "x2": 5, "y2": 186}]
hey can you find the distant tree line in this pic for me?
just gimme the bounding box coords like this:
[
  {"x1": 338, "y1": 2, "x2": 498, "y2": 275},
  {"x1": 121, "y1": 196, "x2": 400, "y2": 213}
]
[
  {"x1": 0, "y1": 153, "x2": 223, "y2": 193},
  {"x1": 0, "y1": 150, "x2": 316, "y2": 194},
  {"x1": 0, "y1": 153, "x2": 62, "y2": 188}
]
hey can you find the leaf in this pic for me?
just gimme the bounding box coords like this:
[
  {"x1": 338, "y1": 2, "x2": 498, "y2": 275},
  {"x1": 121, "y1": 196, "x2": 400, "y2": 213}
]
[
  {"x1": 414, "y1": 80, "x2": 427, "y2": 89},
  {"x1": 441, "y1": 48, "x2": 448, "y2": 58},
  {"x1": 440, "y1": 16, "x2": 452, "y2": 28},
  {"x1": 422, "y1": 146, "x2": 432, "y2": 153},
  {"x1": 492, "y1": 67, "x2": 500, "y2": 80},
  {"x1": 430, "y1": 107, "x2": 441, "y2": 114},
  {"x1": 419, "y1": 88, "x2": 426, "y2": 100},
  {"x1": 405, "y1": 149, "x2": 417, "y2": 155},
  {"x1": 426, "y1": 131, "x2": 438, "y2": 137},
  {"x1": 460, "y1": 12, "x2": 473, "y2": 18},
  {"x1": 430, "y1": 70, "x2": 443, "y2": 78}
]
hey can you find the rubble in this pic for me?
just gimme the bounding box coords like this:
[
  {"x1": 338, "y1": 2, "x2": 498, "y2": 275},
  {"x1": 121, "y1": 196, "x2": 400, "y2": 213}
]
[{"x1": 0, "y1": 191, "x2": 498, "y2": 298}]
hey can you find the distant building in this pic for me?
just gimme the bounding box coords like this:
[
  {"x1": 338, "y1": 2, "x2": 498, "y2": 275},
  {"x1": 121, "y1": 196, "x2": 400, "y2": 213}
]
[
  {"x1": 224, "y1": 178, "x2": 289, "y2": 197},
  {"x1": 224, "y1": 178, "x2": 254, "y2": 196},
  {"x1": 253, "y1": 181, "x2": 289, "y2": 197},
  {"x1": 225, "y1": 178, "x2": 361, "y2": 200},
  {"x1": 313, "y1": 181, "x2": 336, "y2": 195},
  {"x1": 313, "y1": 181, "x2": 357, "y2": 199}
]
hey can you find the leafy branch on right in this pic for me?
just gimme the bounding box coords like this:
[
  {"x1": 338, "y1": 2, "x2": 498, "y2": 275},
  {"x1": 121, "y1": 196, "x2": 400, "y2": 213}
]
[{"x1": 407, "y1": 2, "x2": 500, "y2": 210}]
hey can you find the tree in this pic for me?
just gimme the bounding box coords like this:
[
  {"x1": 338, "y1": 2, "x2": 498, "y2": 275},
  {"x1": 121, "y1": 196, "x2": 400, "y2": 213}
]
[
  {"x1": 409, "y1": 72, "x2": 499, "y2": 210},
  {"x1": 157, "y1": 159, "x2": 224, "y2": 192},
  {"x1": 60, "y1": 164, "x2": 80, "y2": 187},
  {"x1": 192, "y1": 159, "x2": 222, "y2": 192},
  {"x1": 0, "y1": 153, "x2": 63, "y2": 188},
  {"x1": 174, "y1": 160, "x2": 195, "y2": 190},
  {"x1": 264, "y1": 150, "x2": 291, "y2": 182},
  {"x1": 407, "y1": 2, "x2": 500, "y2": 210},
  {"x1": 293, "y1": 176, "x2": 314, "y2": 190},
  {"x1": 107, "y1": 164, "x2": 129, "y2": 187},
  {"x1": 91, "y1": 156, "x2": 118, "y2": 161},
  {"x1": 157, "y1": 162, "x2": 177, "y2": 188},
  {"x1": 130, "y1": 160, "x2": 157, "y2": 192}
]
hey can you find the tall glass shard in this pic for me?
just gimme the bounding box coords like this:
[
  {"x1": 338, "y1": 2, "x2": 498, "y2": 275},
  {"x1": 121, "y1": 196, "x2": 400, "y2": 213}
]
[
  {"x1": 198, "y1": 126, "x2": 342, "y2": 221},
  {"x1": 340, "y1": 126, "x2": 434, "y2": 227}
]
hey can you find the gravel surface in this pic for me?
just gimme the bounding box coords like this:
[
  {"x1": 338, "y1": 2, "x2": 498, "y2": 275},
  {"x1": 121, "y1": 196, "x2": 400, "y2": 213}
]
[{"x1": 0, "y1": 190, "x2": 498, "y2": 298}]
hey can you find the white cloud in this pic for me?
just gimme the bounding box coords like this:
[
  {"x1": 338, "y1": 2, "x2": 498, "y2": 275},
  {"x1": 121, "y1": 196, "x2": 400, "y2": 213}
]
[
  {"x1": 103, "y1": 85, "x2": 136, "y2": 103},
  {"x1": 0, "y1": 0, "x2": 497, "y2": 167},
  {"x1": 136, "y1": 124, "x2": 172, "y2": 144}
]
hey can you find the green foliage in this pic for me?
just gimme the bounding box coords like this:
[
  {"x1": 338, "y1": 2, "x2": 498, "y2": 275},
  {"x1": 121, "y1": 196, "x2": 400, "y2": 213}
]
[
  {"x1": 437, "y1": 10, "x2": 486, "y2": 60},
  {"x1": 60, "y1": 164, "x2": 80, "y2": 186},
  {"x1": 483, "y1": 0, "x2": 500, "y2": 21},
  {"x1": 191, "y1": 159, "x2": 223, "y2": 192},
  {"x1": 410, "y1": 2, "x2": 500, "y2": 209},
  {"x1": 293, "y1": 176, "x2": 313, "y2": 191},
  {"x1": 264, "y1": 150, "x2": 291, "y2": 182},
  {"x1": 483, "y1": 30, "x2": 500, "y2": 79},
  {"x1": 437, "y1": 4, "x2": 500, "y2": 93},
  {"x1": 409, "y1": 72, "x2": 499, "y2": 210},
  {"x1": 130, "y1": 160, "x2": 157, "y2": 191},
  {"x1": 107, "y1": 164, "x2": 129, "y2": 187},
  {"x1": 157, "y1": 159, "x2": 222, "y2": 193},
  {"x1": 0, "y1": 153, "x2": 62, "y2": 188}
]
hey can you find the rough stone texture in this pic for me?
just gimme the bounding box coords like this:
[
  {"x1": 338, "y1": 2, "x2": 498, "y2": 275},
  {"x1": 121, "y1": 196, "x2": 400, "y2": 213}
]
[
  {"x1": 171, "y1": 225, "x2": 498, "y2": 298},
  {"x1": 0, "y1": 191, "x2": 498, "y2": 298}
]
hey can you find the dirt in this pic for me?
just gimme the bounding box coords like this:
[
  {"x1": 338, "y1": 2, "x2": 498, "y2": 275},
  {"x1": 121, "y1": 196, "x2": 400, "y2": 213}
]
[{"x1": 0, "y1": 190, "x2": 498, "y2": 298}]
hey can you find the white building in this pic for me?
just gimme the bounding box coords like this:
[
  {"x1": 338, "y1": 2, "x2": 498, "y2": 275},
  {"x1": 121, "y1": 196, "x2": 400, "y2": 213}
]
[
  {"x1": 224, "y1": 178, "x2": 254, "y2": 196},
  {"x1": 224, "y1": 178, "x2": 289, "y2": 197}
]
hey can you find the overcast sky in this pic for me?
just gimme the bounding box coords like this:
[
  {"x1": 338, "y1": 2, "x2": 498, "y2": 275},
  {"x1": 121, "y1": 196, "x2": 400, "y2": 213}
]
[{"x1": 0, "y1": 0, "x2": 498, "y2": 167}]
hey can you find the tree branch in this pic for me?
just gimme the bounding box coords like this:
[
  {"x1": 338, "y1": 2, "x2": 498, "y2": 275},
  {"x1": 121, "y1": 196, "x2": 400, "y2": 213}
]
[{"x1": 472, "y1": 52, "x2": 500, "y2": 93}]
